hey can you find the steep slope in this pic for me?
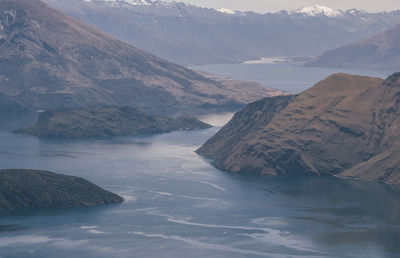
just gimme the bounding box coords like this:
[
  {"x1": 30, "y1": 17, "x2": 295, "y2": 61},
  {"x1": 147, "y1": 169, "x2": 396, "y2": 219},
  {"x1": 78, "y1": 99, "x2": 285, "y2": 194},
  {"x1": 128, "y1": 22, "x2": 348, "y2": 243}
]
[
  {"x1": 16, "y1": 106, "x2": 211, "y2": 138},
  {"x1": 43, "y1": 0, "x2": 400, "y2": 65},
  {"x1": 0, "y1": 169, "x2": 123, "y2": 210},
  {"x1": 197, "y1": 95, "x2": 295, "y2": 161},
  {"x1": 198, "y1": 72, "x2": 400, "y2": 185},
  {"x1": 307, "y1": 24, "x2": 400, "y2": 69},
  {"x1": 0, "y1": 0, "x2": 275, "y2": 114}
]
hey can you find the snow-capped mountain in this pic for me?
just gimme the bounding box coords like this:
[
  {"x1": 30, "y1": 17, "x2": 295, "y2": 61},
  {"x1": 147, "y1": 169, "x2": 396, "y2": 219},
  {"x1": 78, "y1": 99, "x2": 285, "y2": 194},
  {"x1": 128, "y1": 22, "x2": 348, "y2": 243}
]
[
  {"x1": 216, "y1": 8, "x2": 236, "y2": 15},
  {"x1": 43, "y1": 0, "x2": 400, "y2": 65},
  {"x1": 83, "y1": 0, "x2": 189, "y2": 9},
  {"x1": 84, "y1": 0, "x2": 151, "y2": 5},
  {"x1": 292, "y1": 5, "x2": 344, "y2": 17}
]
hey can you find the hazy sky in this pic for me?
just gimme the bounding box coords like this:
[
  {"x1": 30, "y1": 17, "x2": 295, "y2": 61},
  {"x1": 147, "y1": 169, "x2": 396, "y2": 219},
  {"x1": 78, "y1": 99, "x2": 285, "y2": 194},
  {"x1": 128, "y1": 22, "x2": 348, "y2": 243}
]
[{"x1": 164, "y1": 0, "x2": 400, "y2": 13}]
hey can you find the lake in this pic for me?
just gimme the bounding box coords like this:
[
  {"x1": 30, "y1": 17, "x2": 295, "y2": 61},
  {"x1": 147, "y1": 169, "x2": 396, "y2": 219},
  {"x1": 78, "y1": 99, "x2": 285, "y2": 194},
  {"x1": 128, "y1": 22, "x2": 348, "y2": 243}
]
[
  {"x1": 1, "y1": 62, "x2": 400, "y2": 257},
  {"x1": 0, "y1": 115, "x2": 400, "y2": 257},
  {"x1": 193, "y1": 62, "x2": 396, "y2": 93}
]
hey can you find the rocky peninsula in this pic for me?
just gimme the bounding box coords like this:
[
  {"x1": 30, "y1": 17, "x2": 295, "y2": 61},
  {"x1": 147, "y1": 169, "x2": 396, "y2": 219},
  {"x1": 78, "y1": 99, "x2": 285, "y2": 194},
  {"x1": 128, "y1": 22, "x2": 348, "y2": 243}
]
[{"x1": 198, "y1": 72, "x2": 400, "y2": 186}]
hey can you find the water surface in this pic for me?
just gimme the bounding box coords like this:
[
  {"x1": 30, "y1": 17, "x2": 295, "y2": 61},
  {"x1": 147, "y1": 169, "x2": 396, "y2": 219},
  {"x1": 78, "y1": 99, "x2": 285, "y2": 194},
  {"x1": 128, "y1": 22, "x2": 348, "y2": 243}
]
[
  {"x1": 193, "y1": 62, "x2": 395, "y2": 93},
  {"x1": 0, "y1": 62, "x2": 399, "y2": 257},
  {"x1": 1, "y1": 118, "x2": 400, "y2": 257}
]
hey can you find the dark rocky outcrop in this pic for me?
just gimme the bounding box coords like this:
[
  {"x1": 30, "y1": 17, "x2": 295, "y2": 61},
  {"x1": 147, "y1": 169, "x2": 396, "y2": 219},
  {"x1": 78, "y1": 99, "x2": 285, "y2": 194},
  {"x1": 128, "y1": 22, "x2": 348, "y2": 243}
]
[
  {"x1": 0, "y1": 0, "x2": 279, "y2": 115},
  {"x1": 0, "y1": 169, "x2": 124, "y2": 210},
  {"x1": 198, "y1": 72, "x2": 400, "y2": 186},
  {"x1": 15, "y1": 106, "x2": 211, "y2": 138}
]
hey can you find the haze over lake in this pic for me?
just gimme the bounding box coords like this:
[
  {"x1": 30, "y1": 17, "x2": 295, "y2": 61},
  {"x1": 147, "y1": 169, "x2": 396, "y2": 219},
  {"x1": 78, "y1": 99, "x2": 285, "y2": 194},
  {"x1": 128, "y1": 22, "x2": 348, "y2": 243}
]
[{"x1": 193, "y1": 61, "x2": 395, "y2": 93}]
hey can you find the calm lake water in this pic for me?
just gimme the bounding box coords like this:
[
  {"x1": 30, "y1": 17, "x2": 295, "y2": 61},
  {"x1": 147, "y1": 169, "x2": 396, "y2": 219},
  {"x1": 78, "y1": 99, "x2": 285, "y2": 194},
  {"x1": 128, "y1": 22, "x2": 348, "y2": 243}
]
[
  {"x1": 193, "y1": 62, "x2": 396, "y2": 93},
  {"x1": 1, "y1": 63, "x2": 400, "y2": 257},
  {"x1": 0, "y1": 118, "x2": 400, "y2": 257}
]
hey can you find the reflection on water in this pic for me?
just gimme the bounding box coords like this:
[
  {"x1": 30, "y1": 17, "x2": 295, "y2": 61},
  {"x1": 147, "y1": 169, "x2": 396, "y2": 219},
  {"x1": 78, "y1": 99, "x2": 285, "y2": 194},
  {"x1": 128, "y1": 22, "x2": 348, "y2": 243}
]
[{"x1": 0, "y1": 113, "x2": 399, "y2": 257}]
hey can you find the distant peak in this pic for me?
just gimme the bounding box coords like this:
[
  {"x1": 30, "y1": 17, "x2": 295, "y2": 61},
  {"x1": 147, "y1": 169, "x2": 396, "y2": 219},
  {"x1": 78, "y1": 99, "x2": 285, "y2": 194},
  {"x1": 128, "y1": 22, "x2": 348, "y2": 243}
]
[
  {"x1": 216, "y1": 8, "x2": 236, "y2": 15},
  {"x1": 346, "y1": 8, "x2": 367, "y2": 15},
  {"x1": 292, "y1": 5, "x2": 343, "y2": 17},
  {"x1": 84, "y1": 0, "x2": 152, "y2": 6}
]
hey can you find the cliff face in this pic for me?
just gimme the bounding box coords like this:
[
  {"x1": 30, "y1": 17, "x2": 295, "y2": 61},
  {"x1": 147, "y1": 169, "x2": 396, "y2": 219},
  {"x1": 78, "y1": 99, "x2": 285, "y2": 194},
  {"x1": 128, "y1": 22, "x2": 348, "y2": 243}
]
[
  {"x1": 198, "y1": 72, "x2": 400, "y2": 185},
  {"x1": 0, "y1": 0, "x2": 277, "y2": 114},
  {"x1": 15, "y1": 106, "x2": 211, "y2": 138},
  {"x1": 0, "y1": 169, "x2": 123, "y2": 210}
]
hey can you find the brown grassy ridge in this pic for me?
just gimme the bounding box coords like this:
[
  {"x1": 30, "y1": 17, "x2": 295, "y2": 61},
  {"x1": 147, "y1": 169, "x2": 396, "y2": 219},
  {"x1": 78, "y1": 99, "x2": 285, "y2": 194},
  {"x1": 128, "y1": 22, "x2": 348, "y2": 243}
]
[{"x1": 198, "y1": 72, "x2": 400, "y2": 186}]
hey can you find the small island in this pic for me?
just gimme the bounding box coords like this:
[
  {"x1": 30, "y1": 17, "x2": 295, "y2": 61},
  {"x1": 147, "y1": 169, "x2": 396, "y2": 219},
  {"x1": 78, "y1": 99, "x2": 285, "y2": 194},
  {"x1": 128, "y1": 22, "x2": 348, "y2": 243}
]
[
  {"x1": 0, "y1": 169, "x2": 124, "y2": 211},
  {"x1": 15, "y1": 106, "x2": 212, "y2": 139}
]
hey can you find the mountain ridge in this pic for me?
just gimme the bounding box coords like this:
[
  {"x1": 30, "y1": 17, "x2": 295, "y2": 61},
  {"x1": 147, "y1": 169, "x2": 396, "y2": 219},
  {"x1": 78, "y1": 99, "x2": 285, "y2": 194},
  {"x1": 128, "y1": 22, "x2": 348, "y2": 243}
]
[
  {"x1": 43, "y1": 0, "x2": 400, "y2": 65},
  {"x1": 307, "y1": 24, "x2": 400, "y2": 69},
  {"x1": 67, "y1": 1, "x2": 387, "y2": 16},
  {"x1": 0, "y1": 0, "x2": 278, "y2": 114}
]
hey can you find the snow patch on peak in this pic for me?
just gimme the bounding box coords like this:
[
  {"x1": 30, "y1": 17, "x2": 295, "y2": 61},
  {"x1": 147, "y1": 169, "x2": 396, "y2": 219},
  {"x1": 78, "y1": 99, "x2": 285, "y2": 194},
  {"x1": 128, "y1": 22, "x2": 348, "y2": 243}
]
[
  {"x1": 216, "y1": 8, "x2": 235, "y2": 15},
  {"x1": 124, "y1": 0, "x2": 151, "y2": 5},
  {"x1": 293, "y1": 5, "x2": 343, "y2": 17},
  {"x1": 346, "y1": 8, "x2": 367, "y2": 15},
  {"x1": 84, "y1": 0, "x2": 152, "y2": 6}
]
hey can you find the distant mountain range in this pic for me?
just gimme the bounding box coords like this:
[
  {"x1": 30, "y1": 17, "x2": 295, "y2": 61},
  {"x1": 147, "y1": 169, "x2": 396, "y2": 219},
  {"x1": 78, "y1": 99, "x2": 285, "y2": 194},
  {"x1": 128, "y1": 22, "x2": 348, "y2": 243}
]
[
  {"x1": 42, "y1": 0, "x2": 400, "y2": 65},
  {"x1": 0, "y1": 0, "x2": 279, "y2": 115},
  {"x1": 307, "y1": 24, "x2": 400, "y2": 70},
  {"x1": 198, "y1": 72, "x2": 400, "y2": 186}
]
